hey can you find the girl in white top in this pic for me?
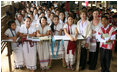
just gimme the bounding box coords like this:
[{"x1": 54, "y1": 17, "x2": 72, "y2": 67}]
[
  {"x1": 59, "y1": 12, "x2": 66, "y2": 35},
  {"x1": 48, "y1": 12, "x2": 55, "y2": 26},
  {"x1": 20, "y1": 17, "x2": 37, "y2": 71},
  {"x1": 51, "y1": 5, "x2": 55, "y2": 13},
  {"x1": 36, "y1": 16, "x2": 51, "y2": 71},
  {"x1": 45, "y1": 10, "x2": 51, "y2": 19},
  {"x1": 15, "y1": 13, "x2": 24, "y2": 26},
  {"x1": 76, "y1": 10, "x2": 92, "y2": 70},
  {"x1": 53, "y1": 1, "x2": 58, "y2": 7},
  {"x1": 37, "y1": 8, "x2": 42, "y2": 15},
  {"x1": 37, "y1": 12, "x2": 45, "y2": 26},
  {"x1": 4, "y1": 20, "x2": 24, "y2": 69},
  {"x1": 59, "y1": 12, "x2": 66, "y2": 26},
  {"x1": 45, "y1": 10, "x2": 52, "y2": 25},
  {"x1": 33, "y1": 8, "x2": 38, "y2": 21},
  {"x1": 49, "y1": 15, "x2": 66, "y2": 67},
  {"x1": 26, "y1": 8, "x2": 30, "y2": 14},
  {"x1": 28, "y1": 12, "x2": 39, "y2": 28},
  {"x1": 64, "y1": 16, "x2": 78, "y2": 70},
  {"x1": 21, "y1": 10, "x2": 27, "y2": 19},
  {"x1": 55, "y1": 9, "x2": 60, "y2": 16}
]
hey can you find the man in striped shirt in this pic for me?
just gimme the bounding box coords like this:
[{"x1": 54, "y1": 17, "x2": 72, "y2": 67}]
[{"x1": 97, "y1": 15, "x2": 117, "y2": 72}]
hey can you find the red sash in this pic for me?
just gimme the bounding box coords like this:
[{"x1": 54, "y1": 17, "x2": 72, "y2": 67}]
[{"x1": 22, "y1": 37, "x2": 34, "y2": 47}]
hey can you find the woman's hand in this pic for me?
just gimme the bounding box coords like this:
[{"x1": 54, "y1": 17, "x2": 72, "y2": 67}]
[
  {"x1": 70, "y1": 36, "x2": 74, "y2": 41},
  {"x1": 85, "y1": 43, "x2": 89, "y2": 48},
  {"x1": 39, "y1": 34, "x2": 44, "y2": 37},
  {"x1": 74, "y1": 37, "x2": 77, "y2": 41}
]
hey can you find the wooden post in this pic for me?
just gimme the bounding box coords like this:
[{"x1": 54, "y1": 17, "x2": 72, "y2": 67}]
[
  {"x1": 7, "y1": 42, "x2": 12, "y2": 72},
  {"x1": 91, "y1": 1, "x2": 93, "y2": 7},
  {"x1": 76, "y1": 40, "x2": 81, "y2": 71}
]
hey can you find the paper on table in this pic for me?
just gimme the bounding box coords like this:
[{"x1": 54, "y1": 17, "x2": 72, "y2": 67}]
[
  {"x1": 27, "y1": 36, "x2": 51, "y2": 41},
  {"x1": 53, "y1": 35, "x2": 64, "y2": 40},
  {"x1": 39, "y1": 36, "x2": 51, "y2": 41},
  {"x1": 27, "y1": 37, "x2": 40, "y2": 41},
  {"x1": 53, "y1": 35, "x2": 84, "y2": 40}
]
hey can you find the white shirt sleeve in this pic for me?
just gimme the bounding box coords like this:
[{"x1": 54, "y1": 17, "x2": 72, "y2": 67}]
[
  {"x1": 5, "y1": 29, "x2": 10, "y2": 36},
  {"x1": 36, "y1": 26, "x2": 40, "y2": 31},
  {"x1": 57, "y1": 24, "x2": 62, "y2": 31},
  {"x1": 16, "y1": 26, "x2": 20, "y2": 33},
  {"x1": 33, "y1": 27, "x2": 36, "y2": 33},
  {"x1": 63, "y1": 24, "x2": 67, "y2": 29},
  {"x1": 19, "y1": 26, "x2": 23, "y2": 33},
  {"x1": 47, "y1": 26, "x2": 51, "y2": 31}
]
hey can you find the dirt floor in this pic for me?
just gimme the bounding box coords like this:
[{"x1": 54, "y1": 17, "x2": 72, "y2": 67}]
[{"x1": 1, "y1": 47, "x2": 117, "y2": 72}]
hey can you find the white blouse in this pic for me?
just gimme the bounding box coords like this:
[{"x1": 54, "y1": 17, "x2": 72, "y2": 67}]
[
  {"x1": 36, "y1": 24, "x2": 51, "y2": 34},
  {"x1": 63, "y1": 24, "x2": 77, "y2": 35},
  {"x1": 79, "y1": 20, "x2": 87, "y2": 36}
]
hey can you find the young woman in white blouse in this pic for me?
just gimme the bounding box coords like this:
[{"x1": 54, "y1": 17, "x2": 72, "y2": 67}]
[
  {"x1": 33, "y1": 8, "x2": 38, "y2": 21},
  {"x1": 15, "y1": 13, "x2": 24, "y2": 26},
  {"x1": 4, "y1": 20, "x2": 24, "y2": 69},
  {"x1": 59, "y1": 12, "x2": 66, "y2": 35},
  {"x1": 64, "y1": 16, "x2": 78, "y2": 70},
  {"x1": 20, "y1": 17, "x2": 37, "y2": 72},
  {"x1": 49, "y1": 15, "x2": 66, "y2": 68},
  {"x1": 28, "y1": 11, "x2": 39, "y2": 28},
  {"x1": 36, "y1": 16, "x2": 51, "y2": 71}
]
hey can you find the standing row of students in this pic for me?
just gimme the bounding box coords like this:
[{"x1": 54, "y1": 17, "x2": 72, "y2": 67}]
[{"x1": 4, "y1": 2, "x2": 117, "y2": 72}]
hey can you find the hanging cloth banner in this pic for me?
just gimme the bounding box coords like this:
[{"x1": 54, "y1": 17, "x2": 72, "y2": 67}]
[
  {"x1": 51, "y1": 37, "x2": 65, "y2": 59},
  {"x1": 51, "y1": 37, "x2": 60, "y2": 58}
]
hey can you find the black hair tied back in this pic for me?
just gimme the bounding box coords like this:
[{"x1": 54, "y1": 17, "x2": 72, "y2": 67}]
[{"x1": 8, "y1": 19, "x2": 15, "y2": 28}]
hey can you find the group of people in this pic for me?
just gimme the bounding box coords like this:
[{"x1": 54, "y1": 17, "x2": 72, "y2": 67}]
[{"x1": 3, "y1": 1, "x2": 117, "y2": 72}]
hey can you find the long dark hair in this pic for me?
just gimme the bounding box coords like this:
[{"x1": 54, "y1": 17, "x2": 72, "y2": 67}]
[
  {"x1": 89, "y1": 9, "x2": 99, "y2": 21},
  {"x1": 24, "y1": 16, "x2": 31, "y2": 21},
  {"x1": 50, "y1": 15, "x2": 59, "y2": 32},
  {"x1": 59, "y1": 11, "x2": 65, "y2": 22}
]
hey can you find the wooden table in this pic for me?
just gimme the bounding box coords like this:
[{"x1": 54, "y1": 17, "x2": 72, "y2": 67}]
[{"x1": 2, "y1": 35, "x2": 84, "y2": 72}]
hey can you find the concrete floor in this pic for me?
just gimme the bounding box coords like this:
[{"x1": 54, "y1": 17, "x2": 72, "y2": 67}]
[{"x1": 1, "y1": 47, "x2": 117, "y2": 72}]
